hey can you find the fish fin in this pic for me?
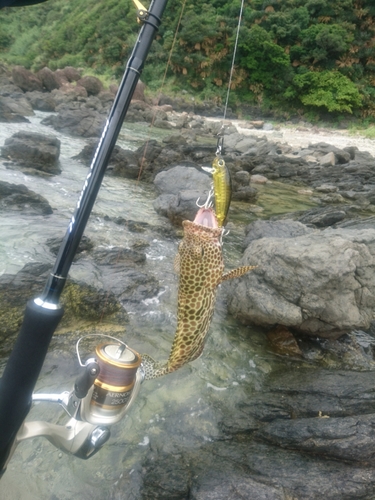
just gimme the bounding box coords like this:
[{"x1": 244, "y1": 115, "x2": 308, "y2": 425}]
[
  {"x1": 220, "y1": 265, "x2": 257, "y2": 283},
  {"x1": 174, "y1": 253, "x2": 180, "y2": 274},
  {"x1": 141, "y1": 353, "x2": 168, "y2": 380}
]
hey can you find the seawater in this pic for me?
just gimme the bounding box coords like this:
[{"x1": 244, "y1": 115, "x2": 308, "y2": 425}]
[{"x1": 0, "y1": 112, "x2": 307, "y2": 499}]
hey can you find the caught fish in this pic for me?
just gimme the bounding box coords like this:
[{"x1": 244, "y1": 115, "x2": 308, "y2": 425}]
[
  {"x1": 212, "y1": 156, "x2": 232, "y2": 227},
  {"x1": 142, "y1": 207, "x2": 255, "y2": 380}
]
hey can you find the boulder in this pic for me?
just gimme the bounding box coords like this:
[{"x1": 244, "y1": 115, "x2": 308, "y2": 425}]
[
  {"x1": 154, "y1": 164, "x2": 210, "y2": 195},
  {"x1": 132, "y1": 80, "x2": 146, "y2": 101},
  {"x1": 0, "y1": 95, "x2": 33, "y2": 122},
  {"x1": 73, "y1": 140, "x2": 140, "y2": 179},
  {"x1": 227, "y1": 227, "x2": 375, "y2": 338},
  {"x1": 77, "y1": 75, "x2": 103, "y2": 96},
  {"x1": 1, "y1": 131, "x2": 61, "y2": 174},
  {"x1": 41, "y1": 108, "x2": 105, "y2": 137},
  {"x1": 11, "y1": 66, "x2": 43, "y2": 92},
  {"x1": 0, "y1": 181, "x2": 52, "y2": 215},
  {"x1": 37, "y1": 67, "x2": 61, "y2": 91},
  {"x1": 244, "y1": 219, "x2": 313, "y2": 248},
  {"x1": 62, "y1": 66, "x2": 81, "y2": 82},
  {"x1": 25, "y1": 91, "x2": 56, "y2": 112}
]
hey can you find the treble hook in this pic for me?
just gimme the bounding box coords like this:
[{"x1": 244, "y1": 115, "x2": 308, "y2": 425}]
[{"x1": 196, "y1": 188, "x2": 214, "y2": 209}]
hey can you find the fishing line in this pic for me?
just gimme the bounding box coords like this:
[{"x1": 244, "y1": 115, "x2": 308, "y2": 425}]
[
  {"x1": 223, "y1": 0, "x2": 245, "y2": 121},
  {"x1": 137, "y1": 0, "x2": 187, "y2": 182}
]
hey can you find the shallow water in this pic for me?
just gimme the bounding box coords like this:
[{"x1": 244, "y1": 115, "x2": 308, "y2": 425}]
[
  {"x1": 0, "y1": 112, "x2": 361, "y2": 499},
  {"x1": 0, "y1": 112, "x2": 282, "y2": 498}
]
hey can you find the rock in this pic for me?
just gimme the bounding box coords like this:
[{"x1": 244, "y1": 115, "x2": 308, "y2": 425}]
[
  {"x1": 0, "y1": 262, "x2": 127, "y2": 346},
  {"x1": 250, "y1": 120, "x2": 264, "y2": 129},
  {"x1": 233, "y1": 170, "x2": 250, "y2": 186},
  {"x1": 154, "y1": 164, "x2": 210, "y2": 196},
  {"x1": 73, "y1": 140, "x2": 140, "y2": 178},
  {"x1": 0, "y1": 181, "x2": 53, "y2": 215},
  {"x1": 25, "y1": 91, "x2": 56, "y2": 112},
  {"x1": 235, "y1": 137, "x2": 258, "y2": 153},
  {"x1": 231, "y1": 185, "x2": 258, "y2": 202},
  {"x1": 92, "y1": 247, "x2": 146, "y2": 266},
  {"x1": 257, "y1": 413, "x2": 375, "y2": 463},
  {"x1": 227, "y1": 228, "x2": 375, "y2": 337},
  {"x1": 62, "y1": 66, "x2": 81, "y2": 82},
  {"x1": 250, "y1": 174, "x2": 268, "y2": 184},
  {"x1": 132, "y1": 80, "x2": 146, "y2": 101},
  {"x1": 244, "y1": 219, "x2": 313, "y2": 247},
  {"x1": 77, "y1": 75, "x2": 103, "y2": 96},
  {"x1": 320, "y1": 151, "x2": 336, "y2": 166},
  {"x1": 1, "y1": 131, "x2": 61, "y2": 174},
  {"x1": 153, "y1": 118, "x2": 174, "y2": 129},
  {"x1": 37, "y1": 67, "x2": 61, "y2": 91},
  {"x1": 46, "y1": 235, "x2": 94, "y2": 257},
  {"x1": 11, "y1": 66, "x2": 43, "y2": 92},
  {"x1": 140, "y1": 452, "x2": 190, "y2": 499},
  {"x1": 154, "y1": 189, "x2": 208, "y2": 225},
  {"x1": 41, "y1": 108, "x2": 105, "y2": 137},
  {"x1": 266, "y1": 325, "x2": 303, "y2": 357},
  {"x1": 297, "y1": 206, "x2": 349, "y2": 228},
  {"x1": 0, "y1": 95, "x2": 33, "y2": 122}
]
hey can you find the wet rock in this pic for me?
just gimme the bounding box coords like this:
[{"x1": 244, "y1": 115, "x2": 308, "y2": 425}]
[
  {"x1": 297, "y1": 206, "x2": 349, "y2": 227},
  {"x1": 0, "y1": 95, "x2": 32, "y2": 122},
  {"x1": 153, "y1": 165, "x2": 211, "y2": 225},
  {"x1": 266, "y1": 325, "x2": 302, "y2": 357},
  {"x1": 231, "y1": 185, "x2": 258, "y2": 202},
  {"x1": 257, "y1": 413, "x2": 375, "y2": 463},
  {"x1": 140, "y1": 452, "x2": 191, "y2": 499},
  {"x1": 0, "y1": 181, "x2": 53, "y2": 215},
  {"x1": 92, "y1": 247, "x2": 146, "y2": 266},
  {"x1": 41, "y1": 108, "x2": 105, "y2": 138},
  {"x1": 77, "y1": 75, "x2": 103, "y2": 96},
  {"x1": 73, "y1": 140, "x2": 139, "y2": 179},
  {"x1": 192, "y1": 441, "x2": 375, "y2": 500},
  {"x1": 244, "y1": 219, "x2": 312, "y2": 247},
  {"x1": 1, "y1": 131, "x2": 61, "y2": 175},
  {"x1": 154, "y1": 190, "x2": 207, "y2": 226},
  {"x1": 132, "y1": 80, "x2": 146, "y2": 101},
  {"x1": 25, "y1": 91, "x2": 56, "y2": 112},
  {"x1": 46, "y1": 235, "x2": 94, "y2": 257},
  {"x1": 0, "y1": 262, "x2": 127, "y2": 347},
  {"x1": 227, "y1": 228, "x2": 375, "y2": 338},
  {"x1": 154, "y1": 165, "x2": 210, "y2": 196},
  {"x1": 12, "y1": 65, "x2": 43, "y2": 92}
]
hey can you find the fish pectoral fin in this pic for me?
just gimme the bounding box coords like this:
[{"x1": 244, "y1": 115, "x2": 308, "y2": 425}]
[
  {"x1": 220, "y1": 265, "x2": 257, "y2": 282},
  {"x1": 174, "y1": 253, "x2": 180, "y2": 274}
]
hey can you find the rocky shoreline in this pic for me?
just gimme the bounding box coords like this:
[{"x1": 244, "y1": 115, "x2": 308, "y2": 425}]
[{"x1": 2, "y1": 65, "x2": 375, "y2": 499}]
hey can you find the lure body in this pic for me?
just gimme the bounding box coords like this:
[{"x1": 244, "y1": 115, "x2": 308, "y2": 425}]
[
  {"x1": 142, "y1": 207, "x2": 255, "y2": 380},
  {"x1": 212, "y1": 156, "x2": 232, "y2": 227}
]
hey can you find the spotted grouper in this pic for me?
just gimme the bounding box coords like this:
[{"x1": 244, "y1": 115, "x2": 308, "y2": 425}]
[{"x1": 141, "y1": 207, "x2": 255, "y2": 380}]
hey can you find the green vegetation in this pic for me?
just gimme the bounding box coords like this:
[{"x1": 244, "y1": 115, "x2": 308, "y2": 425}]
[{"x1": 1, "y1": 0, "x2": 375, "y2": 120}]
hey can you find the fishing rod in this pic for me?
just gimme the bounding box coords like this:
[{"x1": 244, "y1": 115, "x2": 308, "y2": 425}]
[{"x1": 0, "y1": 0, "x2": 169, "y2": 474}]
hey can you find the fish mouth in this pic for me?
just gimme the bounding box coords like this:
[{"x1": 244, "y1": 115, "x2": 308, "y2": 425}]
[{"x1": 193, "y1": 207, "x2": 218, "y2": 228}]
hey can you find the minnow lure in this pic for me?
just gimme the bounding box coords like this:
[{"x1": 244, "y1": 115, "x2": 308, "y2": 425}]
[
  {"x1": 141, "y1": 207, "x2": 255, "y2": 380},
  {"x1": 211, "y1": 156, "x2": 232, "y2": 227}
]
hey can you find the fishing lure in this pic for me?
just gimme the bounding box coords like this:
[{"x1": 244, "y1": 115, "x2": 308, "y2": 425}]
[{"x1": 211, "y1": 155, "x2": 232, "y2": 227}]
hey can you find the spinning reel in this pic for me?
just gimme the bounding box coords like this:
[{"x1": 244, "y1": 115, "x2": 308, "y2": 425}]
[{"x1": 7, "y1": 335, "x2": 143, "y2": 464}]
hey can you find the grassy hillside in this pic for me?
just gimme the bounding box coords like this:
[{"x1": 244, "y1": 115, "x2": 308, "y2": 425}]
[{"x1": 1, "y1": 0, "x2": 375, "y2": 120}]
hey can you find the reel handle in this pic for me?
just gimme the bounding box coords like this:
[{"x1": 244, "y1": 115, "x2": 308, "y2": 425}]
[{"x1": 74, "y1": 360, "x2": 100, "y2": 399}]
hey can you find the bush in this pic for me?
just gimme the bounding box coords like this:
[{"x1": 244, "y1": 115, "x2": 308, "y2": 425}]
[{"x1": 285, "y1": 70, "x2": 362, "y2": 113}]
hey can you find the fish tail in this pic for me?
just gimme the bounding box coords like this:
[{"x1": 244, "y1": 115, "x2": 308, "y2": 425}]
[{"x1": 141, "y1": 353, "x2": 169, "y2": 380}]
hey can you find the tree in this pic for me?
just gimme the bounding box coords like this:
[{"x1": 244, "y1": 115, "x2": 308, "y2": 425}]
[{"x1": 285, "y1": 70, "x2": 362, "y2": 113}]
